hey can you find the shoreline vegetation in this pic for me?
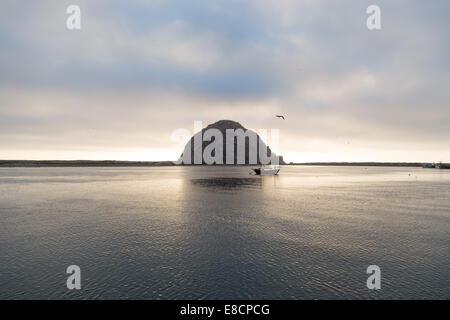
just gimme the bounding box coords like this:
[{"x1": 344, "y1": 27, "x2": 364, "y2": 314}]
[{"x1": 0, "y1": 160, "x2": 449, "y2": 168}]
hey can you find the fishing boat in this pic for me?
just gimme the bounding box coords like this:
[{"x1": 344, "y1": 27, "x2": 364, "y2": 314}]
[{"x1": 251, "y1": 167, "x2": 280, "y2": 176}]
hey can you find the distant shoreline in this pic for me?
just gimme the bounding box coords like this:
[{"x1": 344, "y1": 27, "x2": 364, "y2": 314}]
[
  {"x1": 0, "y1": 160, "x2": 175, "y2": 167},
  {"x1": 0, "y1": 160, "x2": 449, "y2": 168}
]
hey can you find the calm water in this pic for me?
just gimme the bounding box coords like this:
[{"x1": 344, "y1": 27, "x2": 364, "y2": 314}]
[{"x1": 0, "y1": 166, "x2": 449, "y2": 300}]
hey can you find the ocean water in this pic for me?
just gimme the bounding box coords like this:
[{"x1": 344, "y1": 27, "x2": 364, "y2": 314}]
[{"x1": 0, "y1": 166, "x2": 449, "y2": 300}]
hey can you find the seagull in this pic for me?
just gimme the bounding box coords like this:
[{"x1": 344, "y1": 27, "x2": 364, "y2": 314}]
[{"x1": 276, "y1": 115, "x2": 285, "y2": 120}]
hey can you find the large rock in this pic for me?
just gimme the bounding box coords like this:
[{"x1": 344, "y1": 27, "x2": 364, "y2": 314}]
[{"x1": 178, "y1": 120, "x2": 285, "y2": 165}]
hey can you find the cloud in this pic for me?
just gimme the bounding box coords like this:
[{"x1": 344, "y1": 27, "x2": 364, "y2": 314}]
[{"x1": 0, "y1": 0, "x2": 449, "y2": 161}]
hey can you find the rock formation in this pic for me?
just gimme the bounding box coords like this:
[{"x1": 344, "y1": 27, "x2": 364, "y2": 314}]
[{"x1": 178, "y1": 120, "x2": 285, "y2": 165}]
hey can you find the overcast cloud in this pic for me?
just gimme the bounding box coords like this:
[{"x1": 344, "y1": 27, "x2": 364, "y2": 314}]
[{"x1": 0, "y1": 0, "x2": 449, "y2": 162}]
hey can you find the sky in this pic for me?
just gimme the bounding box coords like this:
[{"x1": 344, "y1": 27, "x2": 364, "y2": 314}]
[{"x1": 0, "y1": 0, "x2": 449, "y2": 163}]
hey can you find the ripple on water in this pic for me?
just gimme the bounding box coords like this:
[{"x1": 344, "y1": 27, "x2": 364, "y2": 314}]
[{"x1": 0, "y1": 166, "x2": 449, "y2": 299}]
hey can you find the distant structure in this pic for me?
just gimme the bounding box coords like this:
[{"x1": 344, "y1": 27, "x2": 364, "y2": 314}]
[{"x1": 178, "y1": 120, "x2": 285, "y2": 165}]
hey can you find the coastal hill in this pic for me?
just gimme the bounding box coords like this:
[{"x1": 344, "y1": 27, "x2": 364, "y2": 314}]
[{"x1": 178, "y1": 120, "x2": 285, "y2": 165}]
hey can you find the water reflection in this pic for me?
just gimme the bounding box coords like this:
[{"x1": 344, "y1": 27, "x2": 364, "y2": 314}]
[{"x1": 189, "y1": 177, "x2": 262, "y2": 190}]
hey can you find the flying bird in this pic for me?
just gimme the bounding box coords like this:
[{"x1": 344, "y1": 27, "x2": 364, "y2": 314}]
[{"x1": 276, "y1": 115, "x2": 285, "y2": 120}]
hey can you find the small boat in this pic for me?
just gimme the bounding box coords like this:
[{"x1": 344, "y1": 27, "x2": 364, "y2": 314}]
[{"x1": 251, "y1": 167, "x2": 280, "y2": 176}]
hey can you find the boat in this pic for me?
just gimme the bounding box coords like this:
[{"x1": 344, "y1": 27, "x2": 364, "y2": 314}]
[
  {"x1": 433, "y1": 162, "x2": 450, "y2": 169},
  {"x1": 251, "y1": 167, "x2": 280, "y2": 176}
]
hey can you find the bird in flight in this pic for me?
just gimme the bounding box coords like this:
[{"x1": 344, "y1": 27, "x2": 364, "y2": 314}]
[{"x1": 276, "y1": 115, "x2": 285, "y2": 120}]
